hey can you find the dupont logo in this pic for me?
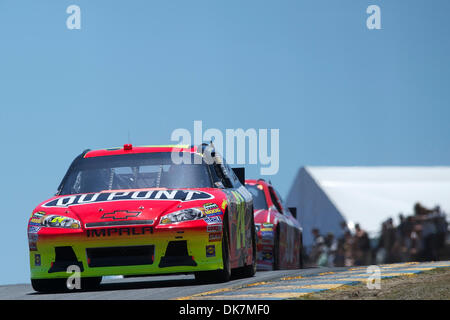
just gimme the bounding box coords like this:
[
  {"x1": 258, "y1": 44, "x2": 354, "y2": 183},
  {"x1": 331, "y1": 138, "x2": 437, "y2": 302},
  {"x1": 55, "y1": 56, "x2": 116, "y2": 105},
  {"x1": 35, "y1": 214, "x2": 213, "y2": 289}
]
[
  {"x1": 43, "y1": 190, "x2": 214, "y2": 207},
  {"x1": 101, "y1": 210, "x2": 141, "y2": 220}
]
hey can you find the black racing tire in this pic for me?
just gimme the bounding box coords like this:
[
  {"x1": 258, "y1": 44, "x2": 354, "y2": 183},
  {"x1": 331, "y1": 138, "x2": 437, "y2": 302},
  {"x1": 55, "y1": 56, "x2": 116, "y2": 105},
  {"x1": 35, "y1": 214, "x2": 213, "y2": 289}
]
[
  {"x1": 195, "y1": 214, "x2": 231, "y2": 283},
  {"x1": 273, "y1": 227, "x2": 280, "y2": 270}
]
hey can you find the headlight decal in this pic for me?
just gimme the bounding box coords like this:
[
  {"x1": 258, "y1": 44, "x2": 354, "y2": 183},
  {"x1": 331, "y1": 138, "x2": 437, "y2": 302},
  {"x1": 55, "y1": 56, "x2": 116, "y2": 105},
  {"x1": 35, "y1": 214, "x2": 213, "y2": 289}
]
[
  {"x1": 41, "y1": 215, "x2": 81, "y2": 229},
  {"x1": 160, "y1": 208, "x2": 205, "y2": 224},
  {"x1": 160, "y1": 202, "x2": 224, "y2": 225}
]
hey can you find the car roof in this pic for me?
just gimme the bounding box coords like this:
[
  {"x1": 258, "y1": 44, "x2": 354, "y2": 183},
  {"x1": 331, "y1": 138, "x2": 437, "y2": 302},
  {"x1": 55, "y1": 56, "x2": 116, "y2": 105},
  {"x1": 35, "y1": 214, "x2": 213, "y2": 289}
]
[{"x1": 84, "y1": 144, "x2": 198, "y2": 158}]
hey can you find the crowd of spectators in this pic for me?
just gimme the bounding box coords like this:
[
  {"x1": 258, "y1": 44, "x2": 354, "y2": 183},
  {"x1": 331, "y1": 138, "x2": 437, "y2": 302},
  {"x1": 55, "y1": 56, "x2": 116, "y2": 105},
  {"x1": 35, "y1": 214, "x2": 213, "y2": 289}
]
[{"x1": 307, "y1": 203, "x2": 449, "y2": 267}]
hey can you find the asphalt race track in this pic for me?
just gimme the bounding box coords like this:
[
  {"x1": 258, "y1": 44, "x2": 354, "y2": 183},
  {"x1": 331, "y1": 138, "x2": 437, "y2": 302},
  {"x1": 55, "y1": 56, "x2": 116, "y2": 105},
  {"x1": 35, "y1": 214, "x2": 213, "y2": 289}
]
[{"x1": 1, "y1": 261, "x2": 449, "y2": 300}]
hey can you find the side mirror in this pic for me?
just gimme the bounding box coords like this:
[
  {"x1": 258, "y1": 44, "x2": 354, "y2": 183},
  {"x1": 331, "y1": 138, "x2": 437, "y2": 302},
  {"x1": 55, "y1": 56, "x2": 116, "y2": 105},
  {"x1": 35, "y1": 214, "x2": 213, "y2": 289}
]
[
  {"x1": 232, "y1": 167, "x2": 245, "y2": 185},
  {"x1": 289, "y1": 207, "x2": 297, "y2": 218}
]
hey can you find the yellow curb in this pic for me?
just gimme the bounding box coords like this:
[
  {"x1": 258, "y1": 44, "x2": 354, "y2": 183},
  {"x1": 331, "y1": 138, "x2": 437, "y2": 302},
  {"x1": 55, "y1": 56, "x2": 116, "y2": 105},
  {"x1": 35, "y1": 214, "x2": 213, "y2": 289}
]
[
  {"x1": 245, "y1": 281, "x2": 270, "y2": 287},
  {"x1": 398, "y1": 267, "x2": 434, "y2": 271},
  {"x1": 175, "y1": 287, "x2": 234, "y2": 300},
  {"x1": 281, "y1": 275, "x2": 303, "y2": 281},
  {"x1": 319, "y1": 272, "x2": 335, "y2": 275},
  {"x1": 301, "y1": 283, "x2": 344, "y2": 290},
  {"x1": 381, "y1": 272, "x2": 416, "y2": 277},
  {"x1": 239, "y1": 283, "x2": 344, "y2": 292},
  {"x1": 193, "y1": 292, "x2": 311, "y2": 299},
  {"x1": 332, "y1": 278, "x2": 370, "y2": 282}
]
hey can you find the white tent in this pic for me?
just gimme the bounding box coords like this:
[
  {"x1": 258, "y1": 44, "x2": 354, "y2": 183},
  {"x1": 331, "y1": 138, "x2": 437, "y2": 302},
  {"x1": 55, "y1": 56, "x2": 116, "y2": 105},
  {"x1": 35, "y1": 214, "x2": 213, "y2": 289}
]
[{"x1": 286, "y1": 166, "x2": 450, "y2": 249}]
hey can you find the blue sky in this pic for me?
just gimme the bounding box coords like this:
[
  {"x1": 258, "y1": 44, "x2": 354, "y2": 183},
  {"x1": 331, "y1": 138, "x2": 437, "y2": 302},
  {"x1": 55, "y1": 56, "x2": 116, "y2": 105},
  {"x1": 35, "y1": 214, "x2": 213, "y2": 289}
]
[{"x1": 0, "y1": 0, "x2": 449, "y2": 284}]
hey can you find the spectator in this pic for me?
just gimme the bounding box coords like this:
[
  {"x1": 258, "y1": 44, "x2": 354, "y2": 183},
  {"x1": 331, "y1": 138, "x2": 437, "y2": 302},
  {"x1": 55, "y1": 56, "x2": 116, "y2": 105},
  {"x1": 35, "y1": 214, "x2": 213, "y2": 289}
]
[
  {"x1": 354, "y1": 223, "x2": 371, "y2": 265},
  {"x1": 325, "y1": 233, "x2": 338, "y2": 267},
  {"x1": 409, "y1": 224, "x2": 424, "y2": 261},
  {"x1": 377, "y1": 203, "x2": 449, "y2": 263},
  {"x1": 306, "y1": 203, "x2": 448, "y2": 269},
  {"x1": 343, "y1": 231, "x2": 355, "y2": 266},
  {"x1": 310, "y1": 228, "x2": 328, "y2": 267}
]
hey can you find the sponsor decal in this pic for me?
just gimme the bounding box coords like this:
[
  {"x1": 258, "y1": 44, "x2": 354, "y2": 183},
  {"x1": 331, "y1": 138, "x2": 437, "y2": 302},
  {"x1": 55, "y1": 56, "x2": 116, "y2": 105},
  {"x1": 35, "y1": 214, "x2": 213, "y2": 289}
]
[
  {"x1": 206, "y1": 224, "x2": 222, "y2": 233},
  {"x1": 86, "y1": 226, "x2": 153, "y2": 238},
  {"x1": 28, "y1": 225, "x2": 40, "y2": 233},
  {"x1": 208, "y1": 232, "x2": 222, "y2": 242},
  {"x1": 204, "y1": 216, "x2": 222, "y2": 224},
  {"x1": 34, "y1": 254, "x2": 41, "y2": 266},
  {"x1": 30, "y1": 218, "x2": 42, "y2": 224},
  {"x1": 206, "y1": 245, "x2": 215, "y2": 257},
  {"x1": 262, "y1": 251, "x2": 273, "y2": 261},
  {"x1": 28, "y1": 233, "x2": 38, "y2": 251},
  {"x1": 31, "y1": 211, "x2": 46, "y2": 219},
  {"x1": 205, "y1": 209, "x2": 221, "y2": 217},
  {"x1": 43, "y1": 190, "x2": 214, "y2": 207},
  {"x1": 261, "y1": 231, "x2": 274, "y2": 239},
  {"x1": 101, "y1": 210, "x2": 141, "y2": 220},
  {"x1": 202, "y1": 203, "x2": 222, "y2": 217},
  {"x1": 203, "y1": 203, "x2": 218, "y2": 210},
  {"x1": 221, "y1": 200, "x2": 227, "y2": 210}
]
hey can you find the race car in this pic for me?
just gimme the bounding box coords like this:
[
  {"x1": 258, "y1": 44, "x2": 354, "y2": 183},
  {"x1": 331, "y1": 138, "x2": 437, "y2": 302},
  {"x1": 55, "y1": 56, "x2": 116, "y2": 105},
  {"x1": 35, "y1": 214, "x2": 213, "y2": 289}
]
[
  {"x1": 245, "y1": 179, "x2": 303, "y2": 270},
  {"x1": 28, "y1": 144, "x2": 256, "y2": 292}
]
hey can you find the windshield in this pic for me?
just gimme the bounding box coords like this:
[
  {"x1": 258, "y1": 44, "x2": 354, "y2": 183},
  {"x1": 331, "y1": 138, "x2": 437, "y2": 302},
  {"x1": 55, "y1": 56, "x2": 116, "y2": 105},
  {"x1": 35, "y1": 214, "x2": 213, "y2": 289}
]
[
  {"x1": 246, "y1": 184, "x2": 268, "y2": 210},
  {"x1": 59, "y1": 152, "x2": 213, "y2": 195}
]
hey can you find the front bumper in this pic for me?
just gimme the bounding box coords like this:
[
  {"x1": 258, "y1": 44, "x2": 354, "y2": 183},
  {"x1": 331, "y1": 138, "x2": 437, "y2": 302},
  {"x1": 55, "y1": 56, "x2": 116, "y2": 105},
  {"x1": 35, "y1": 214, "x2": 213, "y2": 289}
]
[{"x1": 29, "y1": 223, "x2": 223, "y2": 280}]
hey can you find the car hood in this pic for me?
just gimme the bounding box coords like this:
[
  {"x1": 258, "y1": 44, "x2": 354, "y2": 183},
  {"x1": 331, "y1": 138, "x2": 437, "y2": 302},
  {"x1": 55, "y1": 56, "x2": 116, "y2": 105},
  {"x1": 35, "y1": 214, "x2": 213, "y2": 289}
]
[{"x1": 34, "y1": 188, "x2": 227, "y2": 227}]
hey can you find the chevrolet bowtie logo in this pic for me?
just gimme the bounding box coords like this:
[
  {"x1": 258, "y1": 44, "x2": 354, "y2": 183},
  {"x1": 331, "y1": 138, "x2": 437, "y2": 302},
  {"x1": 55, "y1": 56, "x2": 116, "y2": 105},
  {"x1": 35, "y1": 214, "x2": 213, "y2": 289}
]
[{"x1": 101, "y1": 210, "x2": 141, "y2": 220}]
